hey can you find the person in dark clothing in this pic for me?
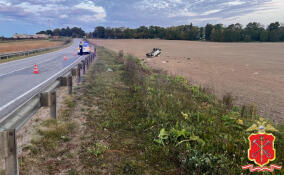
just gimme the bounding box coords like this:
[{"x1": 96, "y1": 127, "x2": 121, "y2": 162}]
[{"x1": 79, "y1": 42, "x2": 83, "y2": 55}]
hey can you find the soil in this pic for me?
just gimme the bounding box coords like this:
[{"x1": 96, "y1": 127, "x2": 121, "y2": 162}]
[
  {"x1": 17, "y1": 86, "x2": 69, "y2": 157},
  {"x1": 0, "y1": 40, "x2": 64, "y2": 54},
  {"x1": 90, "y1": 39, "x2": 284, "y2": 124}
]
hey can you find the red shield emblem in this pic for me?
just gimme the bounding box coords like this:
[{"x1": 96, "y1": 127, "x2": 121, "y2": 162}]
[{"x1": 248, "y1": 134, "x2": 275, "y2": 166}]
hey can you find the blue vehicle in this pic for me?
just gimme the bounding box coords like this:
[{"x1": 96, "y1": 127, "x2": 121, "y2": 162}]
[{"x1": 78, "y1": 41, "x2": 90, "y2": 55}]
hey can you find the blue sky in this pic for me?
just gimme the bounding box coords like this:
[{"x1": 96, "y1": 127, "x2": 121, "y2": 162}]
[{"x1": 0, "y1": 0, "x2": 283, "y2": 37}]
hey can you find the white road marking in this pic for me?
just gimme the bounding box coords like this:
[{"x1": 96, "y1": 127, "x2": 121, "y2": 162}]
[
  {"x1": 0, "y1": 55, "x2": 83, "y2": 114},
  {"x1": 0, "y1": 55, "x2": 78, "y2": 78},
  {"x1": 0, "y1": 40, "x2": 78, "y2": 77},
  {"x1": 0, "y1": 40, "x2": 76, "y2": 67}
]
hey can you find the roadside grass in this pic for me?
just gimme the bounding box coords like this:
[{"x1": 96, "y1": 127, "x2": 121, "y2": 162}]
[
  {"x1": 77, "y1": 46, "x2": 283, "y2": 174},
  {"x1": 19, "y1": 46, "x2": 284, "y2": 174},
  {"x1": 19, "y1": 95, "x2": 77, "y2": 174}
]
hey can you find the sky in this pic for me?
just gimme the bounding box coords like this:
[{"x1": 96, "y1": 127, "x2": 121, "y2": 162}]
[{"x1": 0, "y1": 0, "x2": 284, "y2": 37}]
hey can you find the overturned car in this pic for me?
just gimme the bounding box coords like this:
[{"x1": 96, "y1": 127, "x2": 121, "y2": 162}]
[{"x1": 146, "y1": 48, "x2": 162, "y2": 58}]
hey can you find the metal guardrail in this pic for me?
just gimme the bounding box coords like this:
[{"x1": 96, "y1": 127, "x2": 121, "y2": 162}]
[
  {"x1": 0, "y1": 39, "x2": 71, "y2": 60},
  {"x1": 0, "y1": 47, "x2": 96, "y2": 175}
]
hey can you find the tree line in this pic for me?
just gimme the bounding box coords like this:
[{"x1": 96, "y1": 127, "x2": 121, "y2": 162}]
[
  {"x1": 92, "y1": 22, "x2": 284, "y2": 42},
  {"x1": 34, "y1": 22, "x2": 284, "y2": 42},
  {"x1": 37, "y1": 27, "x2": 85, "y2": 38}
]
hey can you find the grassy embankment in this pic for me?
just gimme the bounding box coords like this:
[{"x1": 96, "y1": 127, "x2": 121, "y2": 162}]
[{"x1": 19, "y1": 46, "x2": 283, "y2": 174}]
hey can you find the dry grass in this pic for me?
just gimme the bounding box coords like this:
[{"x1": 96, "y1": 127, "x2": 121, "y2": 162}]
[{"x1": 0, "y1": 40, "x2": 64, "y2": 54}]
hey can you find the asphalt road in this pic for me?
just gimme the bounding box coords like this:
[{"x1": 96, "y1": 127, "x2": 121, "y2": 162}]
[{"x1": 0, "y1": 38, "x2": 85, "y2": 121}]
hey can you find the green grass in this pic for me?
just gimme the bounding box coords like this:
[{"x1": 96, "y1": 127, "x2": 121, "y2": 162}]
[
  {"x1": 0, "y1": 169, "x2": 5, "y2": 175},
  {"x1": 19, "y1": 95, "x2": 77, "y2": 174},
  {"x1": 78, "y1": 46, "x2": 283, "y2": 174}
]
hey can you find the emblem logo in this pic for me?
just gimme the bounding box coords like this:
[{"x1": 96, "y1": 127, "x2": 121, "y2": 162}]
[{"x1": 242, "y1": 118, "x2": 282, "y2": 172}]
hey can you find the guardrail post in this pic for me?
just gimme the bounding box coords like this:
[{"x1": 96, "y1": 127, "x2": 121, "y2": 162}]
[
  {"x1": 40, "y1": 91, "x2": 57, "y2": 119},
  {"x1": 81, "y1": 60, "x2": 86, "y2": 74},
  {"x1": 50, "y1": 91, "x2": 57, "y2": 119},
  {"x1": 86, "y1": 58, "x2": 89, "y2": 69},
  {"x1": 67, "y1": 75, "x2": 72, "y2": 95},
  {"x1": 6, "y1": 129, "x2": 18, "y2": 175},
  {"x1": 59, "y1": 77, "x2": 67, "y2": 87},
  {"x1": 77, "y1": 64, "x2": 81, "y2": 84},
  {"x1": 83, "y1": 60, "x2": 86, "y2": 74},
  {"x1": 0, "y1": 129, "x2": 19, "y2": 175},
  {"x1": 0, "y1": 131, "x2": 8, "y2": 174},
  {"x1": 71, "y1": 68, "x2": 76, "y2": 77}
]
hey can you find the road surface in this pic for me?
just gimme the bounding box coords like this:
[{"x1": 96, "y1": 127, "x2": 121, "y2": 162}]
[{"x1": 0, "y1": 39, "x2": 85, "y2": 121}]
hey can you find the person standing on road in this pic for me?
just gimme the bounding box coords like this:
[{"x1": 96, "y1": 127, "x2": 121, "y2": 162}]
[{"x1": 79, "y1": 41, "x2": 83, "y2": 55}]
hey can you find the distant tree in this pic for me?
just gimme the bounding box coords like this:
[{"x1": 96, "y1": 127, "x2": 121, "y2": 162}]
[
  {"x1": 268, "y1": 22, "x2": 280, "y2": 31},
  {"x1": 244, "y1": 35, "x2": 251, "y2": 42},
  {"x1": 37, "y1": 21, "x2": 284, "y2": 42},
  {"x1": 279, "y1": 26, "x2": 284, "y2": 41},
  {"x1": 71, "y1": 27, "x2": 85, "y2": 38},
  {"x1": 114, "y1": 28, "x2": 124, "y2": 39},
  {"x1": 60, "y1": 28, "x2": 67, "y2": 36},
  {"x1": 123, "y1": 28, "x2": 133, "y2": 39},
  {"x1": 46, "y1": 30, "x2": 53, "y2": 36},
  {"x1": 205, "y1": 24, "x2": 214, "y2": 40},
  {"x1": 223, "y1": 23, "x2": 242, "y2": 42},
  {"x1": 136, "y1": 26, "x2": 149, "y2": 39},
  {"x1": 65, "y1": 27, "x2": 72, "y2": 37},
  {"x1": 104, "y1": 27, "x2": 113, "y2": 39},
  {"x1": 260, "y1": 30, "x2": 268, "y2": 42},
  {"x1": 267, "y1": 22, "x2": 281, "y2": 41},
  {"x1": 244, "y1": 22, "x2": 264, "y2": 41},
  {"x1": 53, "y1": 28, "x2": 61, "y2": 36},
  {"x1": 148, "y1": 26, "x2": 157, "y2": 39},
  {"x1": 36, "y1": 31, "x2": 47, "y2": 34},
  {"x1": 200, "y1": 27, "x2": 205, "y2": 40},
  {"x1": 210, "y1": 24, "x2": 223, "y2": 41},
  {"x1": 86, "y1": 32, "x2": 93, "y2": 38},
  {"x1": 94, "y1": 26, "x2": 105, "y2": 38}
]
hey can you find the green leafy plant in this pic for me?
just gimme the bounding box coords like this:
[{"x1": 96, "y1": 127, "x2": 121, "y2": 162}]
[{"x1": 88, "y1": 143, "x2": 108, "y2": 157}]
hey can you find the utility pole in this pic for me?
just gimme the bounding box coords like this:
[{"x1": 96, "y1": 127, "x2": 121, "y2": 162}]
[
  {"x1": 48, "y1": 19, "x2": 51, "y2": 31},
  {"x1": 48, "y1": 19, "x2": 51, "y2": 37}
]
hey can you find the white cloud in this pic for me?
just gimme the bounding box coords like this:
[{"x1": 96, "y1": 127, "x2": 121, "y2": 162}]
[
  {"x1": 15, "y1": 2, "x2": 63, "y2": 13},
  {"x1": 191, "y1": 17, "x2": 221, "y2": 23},
  {"x1": 201, "y1": 9, "x2": 222, "y2": 16},
  {"x1": 74, "y1": 0, "x2": 106, "y2": 21},
  {"x1": 59, "y1": 14, "x2": 68, "y2": 19},
  {"x1": 223, "y1": 0, "x2": 245, "y2": 6},
  {"x1": 168, "y1": 8, "x2": 197, "y2": 17},
  {"x1": 138, "y1": 0, "x2": 169, "y2": 10},
  {"x1": 0, "y1": 0, "x2": 11, "y2": 6},
  {"x1": 227, "y1": 0, "x2": 284, "y2": 26},
  {"x1": 0, "y1": 0, "x2": 107, "y2": 24}
]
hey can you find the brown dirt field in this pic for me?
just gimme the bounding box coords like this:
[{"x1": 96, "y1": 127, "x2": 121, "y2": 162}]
[
  {"x1": 90, "y1": 39, "x2": 284, "y2": 124},
  {"x1": 0, "y1": 40, "x2": 64, "y2": 54}
]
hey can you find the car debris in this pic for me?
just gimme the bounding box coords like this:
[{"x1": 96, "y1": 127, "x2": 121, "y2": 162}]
[
  {"x1": 107, "y1": 68, "x2": 113, "y2": 72},
  {"x1": 146, "y1": 48, "x2": 162, "y2": 58}
]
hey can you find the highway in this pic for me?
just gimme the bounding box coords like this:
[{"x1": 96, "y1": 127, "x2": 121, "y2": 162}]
[{"x1": 0, "y1": 39, "x2": 85, "y2": 122}]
